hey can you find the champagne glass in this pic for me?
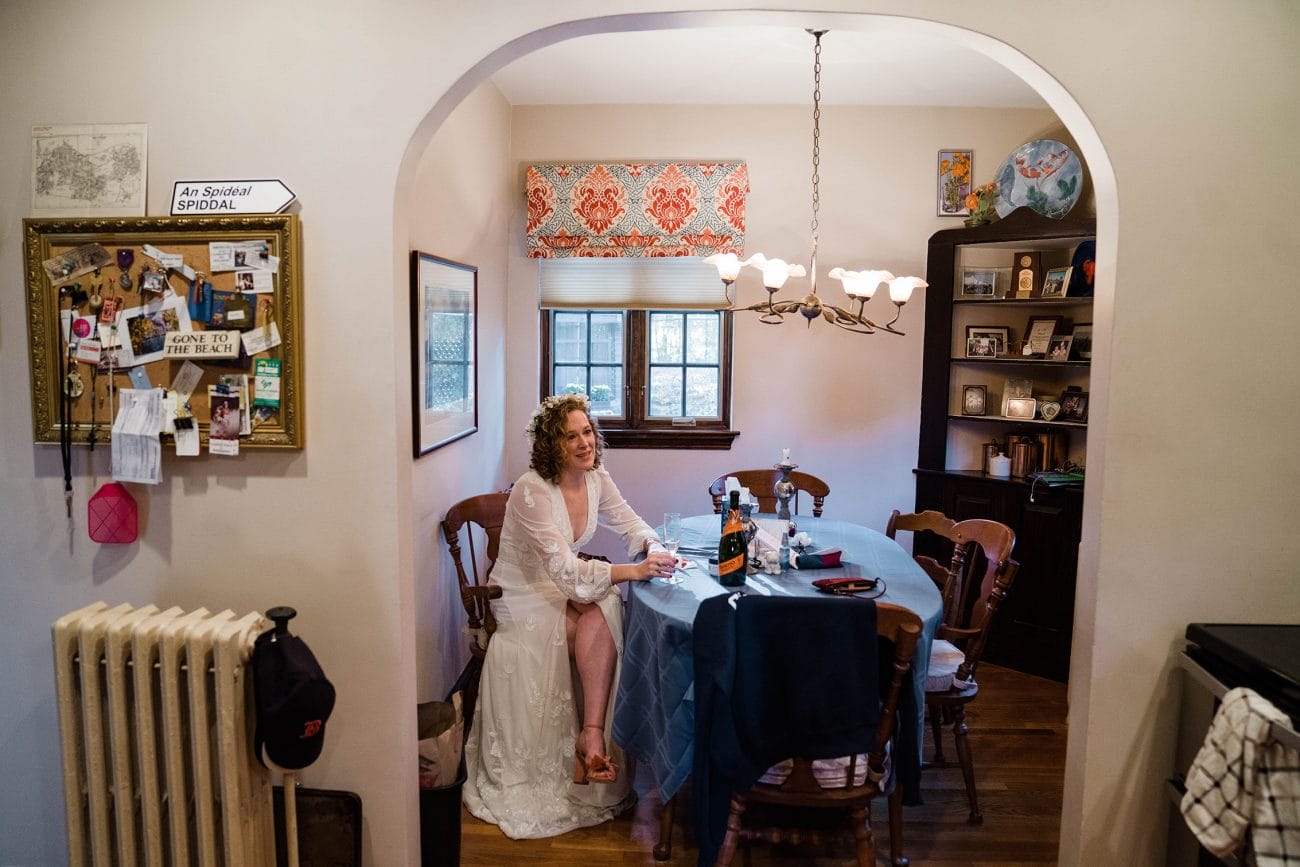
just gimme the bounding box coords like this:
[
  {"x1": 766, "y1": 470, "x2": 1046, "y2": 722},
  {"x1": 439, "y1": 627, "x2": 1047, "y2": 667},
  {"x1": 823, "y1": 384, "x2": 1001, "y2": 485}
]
[{"x1": 660, "y1": 512, "x2": 684, "y2": 584}]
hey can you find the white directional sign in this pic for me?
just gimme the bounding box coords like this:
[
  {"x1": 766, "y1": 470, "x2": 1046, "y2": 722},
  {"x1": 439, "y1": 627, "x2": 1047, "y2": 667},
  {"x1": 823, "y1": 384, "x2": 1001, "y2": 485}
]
[{"x1": 170, "y1": 179, "x2": 296, "y2": 215}]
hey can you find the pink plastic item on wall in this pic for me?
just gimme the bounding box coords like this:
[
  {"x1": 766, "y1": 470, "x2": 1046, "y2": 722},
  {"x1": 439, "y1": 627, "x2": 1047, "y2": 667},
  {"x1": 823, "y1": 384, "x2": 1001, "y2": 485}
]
[{"x1": 88, "y1": 482, "x2": 138, "y2": 543}]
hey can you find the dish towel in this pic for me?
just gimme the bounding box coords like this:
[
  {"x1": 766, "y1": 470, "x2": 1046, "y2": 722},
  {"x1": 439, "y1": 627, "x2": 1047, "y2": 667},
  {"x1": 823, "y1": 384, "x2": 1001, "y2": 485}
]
[{"x1": 1180, "y1": 687, "x2": 1300, "y2": 865}]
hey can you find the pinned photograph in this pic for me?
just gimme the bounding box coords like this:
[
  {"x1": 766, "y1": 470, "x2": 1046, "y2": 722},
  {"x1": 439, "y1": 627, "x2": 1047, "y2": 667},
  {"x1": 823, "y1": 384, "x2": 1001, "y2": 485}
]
[
  {"x1": 208, "y1": 385, "x2": 242, "y2": 455},
  {"x1": 117, "y1": 294, "x2": 192, "y2": 366}
]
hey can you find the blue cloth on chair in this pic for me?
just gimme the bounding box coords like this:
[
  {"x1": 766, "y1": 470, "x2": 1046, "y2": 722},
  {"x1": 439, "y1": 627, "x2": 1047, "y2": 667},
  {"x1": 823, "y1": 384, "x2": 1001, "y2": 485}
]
[{"x1": 691, "y1": 594, "x2": 881, "y2": 867}]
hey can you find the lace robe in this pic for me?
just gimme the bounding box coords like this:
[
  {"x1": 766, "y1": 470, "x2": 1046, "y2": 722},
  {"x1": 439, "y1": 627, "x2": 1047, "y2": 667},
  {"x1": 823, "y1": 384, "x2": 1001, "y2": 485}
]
[{"x1": 462, "y1": 466, "x2": 658, "y2": 838}]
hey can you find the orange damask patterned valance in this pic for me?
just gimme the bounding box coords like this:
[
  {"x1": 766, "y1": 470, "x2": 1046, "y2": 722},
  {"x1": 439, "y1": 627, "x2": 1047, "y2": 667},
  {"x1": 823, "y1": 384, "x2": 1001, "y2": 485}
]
[{"x1": 525, "y1": 162, "x2": 748, "y2": 258}]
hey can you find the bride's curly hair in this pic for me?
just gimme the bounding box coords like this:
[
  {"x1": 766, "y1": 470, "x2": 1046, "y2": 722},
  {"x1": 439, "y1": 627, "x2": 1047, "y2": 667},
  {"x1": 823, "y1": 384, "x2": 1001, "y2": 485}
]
[{"x1": 527, "y1": 393, "x2": 604, "y2": 482}]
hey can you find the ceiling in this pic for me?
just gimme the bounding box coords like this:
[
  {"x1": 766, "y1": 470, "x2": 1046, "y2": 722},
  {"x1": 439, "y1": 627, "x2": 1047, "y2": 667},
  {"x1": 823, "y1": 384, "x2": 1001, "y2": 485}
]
[{"x1": 490, "y1": 25, "x2": 1047, "y2": 108}]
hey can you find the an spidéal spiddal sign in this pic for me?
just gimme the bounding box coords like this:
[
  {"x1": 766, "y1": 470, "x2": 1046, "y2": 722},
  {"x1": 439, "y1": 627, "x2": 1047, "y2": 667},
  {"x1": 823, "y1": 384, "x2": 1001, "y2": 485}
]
[{"x1": 170, "y1": 179, "x2": 295, "y2": 215}]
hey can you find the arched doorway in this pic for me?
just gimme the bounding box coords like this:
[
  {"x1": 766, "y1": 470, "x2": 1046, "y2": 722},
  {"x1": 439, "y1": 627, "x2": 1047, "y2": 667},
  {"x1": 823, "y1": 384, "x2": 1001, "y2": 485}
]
[{"x1": 396, "y1": 11, "x2": 1117, "y2": 862}]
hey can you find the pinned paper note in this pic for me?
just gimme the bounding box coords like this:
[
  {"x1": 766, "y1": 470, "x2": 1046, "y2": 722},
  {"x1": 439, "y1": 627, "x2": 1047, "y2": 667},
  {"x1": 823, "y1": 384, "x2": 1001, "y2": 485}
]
[
  {"x1": 111, "y1": 388, "x2": 163, "y2": 484},
  {"x1": 241, "y1": 321, "x2": 281, "y2": 355}
]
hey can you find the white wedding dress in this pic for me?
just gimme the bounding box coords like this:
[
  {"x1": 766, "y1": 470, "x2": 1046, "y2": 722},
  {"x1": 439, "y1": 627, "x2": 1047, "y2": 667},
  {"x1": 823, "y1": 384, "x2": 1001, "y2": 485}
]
[{"x1": 462, "y1": 466, "x2": 657, "y2": 838}]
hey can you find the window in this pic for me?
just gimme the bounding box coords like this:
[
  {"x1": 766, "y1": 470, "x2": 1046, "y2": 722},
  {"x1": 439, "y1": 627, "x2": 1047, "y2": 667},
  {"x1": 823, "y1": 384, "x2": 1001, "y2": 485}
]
[
  {"x1": 537, "y1": 257, "x2": 737, "y2": 448},
  {"x1": 541, "y1": 308, "x2": 736, "y2": 449}
]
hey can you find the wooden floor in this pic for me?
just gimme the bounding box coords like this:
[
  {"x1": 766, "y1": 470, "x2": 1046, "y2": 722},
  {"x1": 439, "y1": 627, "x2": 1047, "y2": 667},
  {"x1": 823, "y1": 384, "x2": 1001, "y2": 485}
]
[{"x1": 458, "y1": 664, "x2": 1069, "y2": 865}]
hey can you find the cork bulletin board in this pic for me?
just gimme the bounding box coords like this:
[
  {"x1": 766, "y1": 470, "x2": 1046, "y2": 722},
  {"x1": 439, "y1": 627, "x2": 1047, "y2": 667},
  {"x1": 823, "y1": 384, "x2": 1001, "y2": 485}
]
[{"x1": 22, "y1": 214, "x2": 304, "y2": 449}]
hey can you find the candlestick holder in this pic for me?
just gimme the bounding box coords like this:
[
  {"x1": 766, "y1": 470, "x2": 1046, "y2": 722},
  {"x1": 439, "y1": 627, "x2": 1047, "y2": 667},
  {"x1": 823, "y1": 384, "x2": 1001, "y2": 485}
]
[{"x1": 774, "y1": 460, "x2": 798, "y2": 522}]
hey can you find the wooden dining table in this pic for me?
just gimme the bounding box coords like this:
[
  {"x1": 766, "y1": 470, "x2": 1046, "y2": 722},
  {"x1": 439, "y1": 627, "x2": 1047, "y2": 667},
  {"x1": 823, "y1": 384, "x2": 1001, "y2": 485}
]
[{"x1": 612, "y1": 514, "x2": 943, "y2": 811}]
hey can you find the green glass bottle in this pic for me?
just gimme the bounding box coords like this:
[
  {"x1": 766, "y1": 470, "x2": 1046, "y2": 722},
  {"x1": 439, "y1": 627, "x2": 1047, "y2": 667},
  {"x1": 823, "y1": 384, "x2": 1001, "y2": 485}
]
[{"x1": 717, "y1": 490, "x2": 746, "y2": 587}]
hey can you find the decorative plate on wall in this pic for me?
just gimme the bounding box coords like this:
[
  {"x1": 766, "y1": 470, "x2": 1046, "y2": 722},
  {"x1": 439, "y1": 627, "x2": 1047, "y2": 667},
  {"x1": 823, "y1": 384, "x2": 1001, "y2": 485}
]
[{"x1": 994, "y1": 139, "x2": 1083, "y2": 219}]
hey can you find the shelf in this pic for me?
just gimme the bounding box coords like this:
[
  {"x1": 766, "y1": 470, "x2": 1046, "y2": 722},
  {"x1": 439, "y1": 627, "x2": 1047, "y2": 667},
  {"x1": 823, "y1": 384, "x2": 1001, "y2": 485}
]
[
  {"x1": 946, "y1": 414, "x2": 1087, "y2": 431},
  {"x1": 913, "y1": 467, "x2": 1085, "y2": 493},
  {"x1": 953, "y1": 297, "x2": 1092, "y2": 307},
  {"x1": 951, "y1": 357, "x2": 1090, "y2": 368}
]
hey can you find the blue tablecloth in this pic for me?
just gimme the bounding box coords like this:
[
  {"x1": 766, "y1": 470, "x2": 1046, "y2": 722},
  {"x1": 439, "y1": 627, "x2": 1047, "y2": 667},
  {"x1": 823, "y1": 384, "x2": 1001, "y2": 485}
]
[{"x1": 612, "y1": 515, "x2": 942, "y2": 805}]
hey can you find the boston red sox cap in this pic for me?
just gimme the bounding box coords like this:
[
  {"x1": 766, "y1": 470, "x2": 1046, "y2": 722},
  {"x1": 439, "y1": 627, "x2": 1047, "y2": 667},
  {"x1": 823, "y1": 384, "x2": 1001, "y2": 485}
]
[{"x1": 252, "y1": 628, "x2": 336, "y2": 770}]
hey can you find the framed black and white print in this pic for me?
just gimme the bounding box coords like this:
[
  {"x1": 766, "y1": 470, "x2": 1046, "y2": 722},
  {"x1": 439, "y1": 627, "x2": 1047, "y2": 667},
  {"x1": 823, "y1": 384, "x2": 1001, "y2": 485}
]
[{"x1": 411, "y1": 251, "x2": 477, "y2": 457}]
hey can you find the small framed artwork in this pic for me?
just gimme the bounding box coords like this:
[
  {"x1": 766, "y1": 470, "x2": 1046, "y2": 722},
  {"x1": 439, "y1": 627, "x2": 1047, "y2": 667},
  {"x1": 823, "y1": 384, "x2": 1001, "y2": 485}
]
[
  {"x1": 966, "y1": 325, "x2": 1011, "y2": 357},
  {"x1": 1006, "y1": 397, "x2": 1038, "y2": 420},
  {"x1": 938, "y1": 149, "x2": 973, "y2": 216},
  {"x1": 1039, "y1": 400, "x2": 1062, "y2": 421},
  {"x1": 411, "y1": 251, "x2": 478, "y2": 457},
  {"x1": 1070, "y1": 322, "x2": 1093, "y2": 360},
  {"x1": 1024, "y1": 315, "x2": 1064, "y2": 355},
  {"x1": 960, "y1": 267, "x2": 998, "y2": 298},
  {"x1": 1041, "y1": 266, "x2": 1072, "y2": 299},
  {"x1": 1046, "y1": 335, "x2": 1074, "y2": 361},
  {"x1": 966, "y1": 336, "x2": 998, "y2": 358},
  {"x1": 962, "y1": 384, "x2": 987, "y2": 416},
  {"x1": 1059, "y1": 387, "x2": 1089, "y2": 423}
]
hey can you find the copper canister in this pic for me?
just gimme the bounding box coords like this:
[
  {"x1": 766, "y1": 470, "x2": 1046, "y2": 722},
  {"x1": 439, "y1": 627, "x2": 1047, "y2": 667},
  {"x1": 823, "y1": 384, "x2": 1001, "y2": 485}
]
[
  {"x1": 1009, "y1": 438, "x2": 1041, "y2": 478},
  {"x1": 1035, "y1": 431, "x2": 1069, "y2": 471},
  {"x1": 981, "y1": 439, "x2": 1003, "y2": 474}
]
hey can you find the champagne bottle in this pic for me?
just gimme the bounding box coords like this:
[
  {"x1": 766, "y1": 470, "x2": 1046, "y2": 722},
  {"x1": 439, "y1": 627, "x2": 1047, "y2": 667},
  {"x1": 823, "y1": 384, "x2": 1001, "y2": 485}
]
[{"x1": 718, "y1": 490, "x2": 746, "y2": 587}]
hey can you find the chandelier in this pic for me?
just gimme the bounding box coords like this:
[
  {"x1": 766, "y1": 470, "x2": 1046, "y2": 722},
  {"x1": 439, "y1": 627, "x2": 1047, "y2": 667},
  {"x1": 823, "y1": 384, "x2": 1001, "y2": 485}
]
[{"x1": 705, "y1": 30, "x2": 926, "y2": 335}]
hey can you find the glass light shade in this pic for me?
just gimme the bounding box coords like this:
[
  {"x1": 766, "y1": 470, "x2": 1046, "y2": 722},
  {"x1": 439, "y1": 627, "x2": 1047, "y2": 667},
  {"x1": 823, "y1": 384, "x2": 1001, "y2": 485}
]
[
  {"x1": 888, "y1": 276, "x2": 927, "y2": 304},
  {"x1": 703, "y1": 252, "x2": 746, "y2": 282},
  {"x1": 828, "y1": 267, "x2": 894, "y2": 299},
  {"x1": 747, "y1": 254, "x2": 806, "y2": 290}
]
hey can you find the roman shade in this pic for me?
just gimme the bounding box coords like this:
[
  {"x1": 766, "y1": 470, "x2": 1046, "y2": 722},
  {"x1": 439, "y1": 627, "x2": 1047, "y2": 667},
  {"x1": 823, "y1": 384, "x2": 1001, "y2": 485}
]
[{"x1": 526, "y1": 162, "x2": 748, "y2": 259}]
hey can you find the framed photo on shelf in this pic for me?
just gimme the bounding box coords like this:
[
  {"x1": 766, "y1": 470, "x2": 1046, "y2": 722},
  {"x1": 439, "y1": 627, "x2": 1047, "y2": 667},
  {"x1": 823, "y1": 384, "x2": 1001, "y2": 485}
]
[
  {"x1": 966, "y1": 336, "x2": 998, "y2": 358},
  {"x1": 1041, "y1": 266, "x2": 1072, "y2": 298},
  {"x1": 1070, "y1": 322, "x2": 1093, "y2": 359},
  {"x1": 1001, "y1": 376, "x2": 1034, "y2": 415},
  {"x1": 1024, "y1": 315, "x2": 1064, "y2": 355},
  {"x1": 962, "y1": 384, "x2": 987, "y2": 416},
  {"x1": 410, "y1": 251, "x2": 478, "y2": 458},
  {"x1": 1046, "y1": 335, "x2": 1074, "y2": 361},
  {"x1": 1059, "y1": 387, "x2": 1089, "y2": 423},
  {"x1": 938, "y1": 149, "x2": 973, "y2": 216},
  {"x1": 966, "y1": 325, "x2": 1011, "y2": 357},
  {"x1": 960, "y1": 267, "x2": 998, "y2": 298},
  {"x1": 1006, "y1": 397, "x2": 1038, "y2": 420}
]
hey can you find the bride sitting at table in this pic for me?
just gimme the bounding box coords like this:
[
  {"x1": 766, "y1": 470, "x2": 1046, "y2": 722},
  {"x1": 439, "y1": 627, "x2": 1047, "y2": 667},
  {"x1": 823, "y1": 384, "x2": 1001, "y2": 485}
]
[{"x1": 462, "y1": 393, "x2": 679, "y2": 839}]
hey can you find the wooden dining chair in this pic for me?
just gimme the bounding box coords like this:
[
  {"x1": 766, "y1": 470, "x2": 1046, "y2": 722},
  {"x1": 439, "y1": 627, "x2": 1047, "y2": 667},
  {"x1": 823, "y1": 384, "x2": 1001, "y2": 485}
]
[
  {"x1": 441, "y1": 491, "x2": 510, "y2": 732},
  {"x1": 441, "y1": 488, "x2": 610, "y2": 734},
  {"x1": 708, "y1": 469, "x2": 830, "y2": 517},
  {"x1": 886, "y1": 509, "x2": 1017, "y2": 824},
  {"x1": 713, "y1": 601, "x2": 922, "y2": 867}
]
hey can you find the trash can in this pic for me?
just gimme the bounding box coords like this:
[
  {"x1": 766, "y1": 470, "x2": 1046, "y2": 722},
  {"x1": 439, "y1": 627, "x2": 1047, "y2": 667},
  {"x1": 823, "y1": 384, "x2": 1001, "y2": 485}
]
[
  {"x1": 418, "y1": 698, "x2": 465, "y2": 867},
  {"x1": 419, "y1": 760, "x2": 466, "y2": 867}
]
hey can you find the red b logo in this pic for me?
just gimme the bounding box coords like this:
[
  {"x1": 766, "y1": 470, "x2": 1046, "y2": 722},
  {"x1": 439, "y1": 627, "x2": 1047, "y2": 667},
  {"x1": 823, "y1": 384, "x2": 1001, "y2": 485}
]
[{"x1": 301, "y1": 719, "x2": 322, "y2": 739}]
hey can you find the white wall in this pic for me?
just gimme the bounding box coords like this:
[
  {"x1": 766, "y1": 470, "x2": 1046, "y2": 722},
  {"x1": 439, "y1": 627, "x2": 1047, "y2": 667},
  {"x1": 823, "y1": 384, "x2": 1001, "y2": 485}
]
[
  {"x1": 2, "y1": 3, "x2": 1298, "y2": 865},
  {"x1": 408, "y1": 82, "x2": 514, "y2": 702},
  {"x1": 505, "y1": 104, "x2": 1056, "y2": 534}
]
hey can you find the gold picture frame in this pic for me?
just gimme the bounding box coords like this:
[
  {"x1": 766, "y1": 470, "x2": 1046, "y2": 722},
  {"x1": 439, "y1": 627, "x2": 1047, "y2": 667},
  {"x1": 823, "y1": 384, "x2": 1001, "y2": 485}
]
[{"x1": 22, "y1": 214, "x2": 304, "y2": 448}]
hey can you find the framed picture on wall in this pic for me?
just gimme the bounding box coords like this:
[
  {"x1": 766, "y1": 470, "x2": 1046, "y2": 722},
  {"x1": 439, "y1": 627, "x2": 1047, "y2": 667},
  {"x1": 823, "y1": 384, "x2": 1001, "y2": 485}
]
[
  {"x1": 410, "y1": 251, "x2": 478, "y2": 457},
  {"x1": 938, "y1": 149, "x2": 973, "y2": 216}
]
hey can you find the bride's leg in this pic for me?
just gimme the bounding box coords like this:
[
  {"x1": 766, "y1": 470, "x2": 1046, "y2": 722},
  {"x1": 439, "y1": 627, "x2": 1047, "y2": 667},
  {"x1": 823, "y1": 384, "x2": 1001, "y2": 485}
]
[{"x1": 567, "y1": 601, "x2": 617, "y2": 776}]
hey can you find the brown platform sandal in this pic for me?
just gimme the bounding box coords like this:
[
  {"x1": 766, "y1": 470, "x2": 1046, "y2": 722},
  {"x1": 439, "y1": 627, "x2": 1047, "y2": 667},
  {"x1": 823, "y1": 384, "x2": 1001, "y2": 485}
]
[{"x1": 573, "y1": 724, "x2": 618, "y2": 785}]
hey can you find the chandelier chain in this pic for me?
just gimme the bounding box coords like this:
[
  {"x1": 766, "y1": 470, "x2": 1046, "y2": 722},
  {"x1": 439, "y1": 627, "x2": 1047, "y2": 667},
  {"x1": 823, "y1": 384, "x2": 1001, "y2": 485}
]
[{"x1": 810, "y1": 31, "x2": 822, "y2": 257}]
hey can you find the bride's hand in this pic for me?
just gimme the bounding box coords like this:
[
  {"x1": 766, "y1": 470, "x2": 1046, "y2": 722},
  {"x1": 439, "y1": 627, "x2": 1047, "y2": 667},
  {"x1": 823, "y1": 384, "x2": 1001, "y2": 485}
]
[{"x1": 638, "y1": 551, "x2": 677, "y2": 581}]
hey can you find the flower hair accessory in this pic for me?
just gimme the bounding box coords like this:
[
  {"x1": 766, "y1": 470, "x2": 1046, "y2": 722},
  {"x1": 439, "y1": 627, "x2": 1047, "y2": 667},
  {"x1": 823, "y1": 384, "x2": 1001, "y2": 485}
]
[{"x1": 525, "y1": 393, "x2": 591, "y2": 439}]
